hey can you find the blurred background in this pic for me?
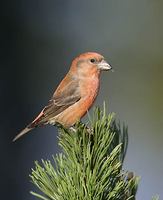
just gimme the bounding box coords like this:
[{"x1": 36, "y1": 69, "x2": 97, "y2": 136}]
[{"x1": 1, "y1": 0, "x2": 163, "y2": 199}]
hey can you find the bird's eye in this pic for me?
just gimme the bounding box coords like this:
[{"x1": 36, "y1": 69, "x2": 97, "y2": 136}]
[{"x1": 90, "y1": 58, "x2": 96, "y2": 63}]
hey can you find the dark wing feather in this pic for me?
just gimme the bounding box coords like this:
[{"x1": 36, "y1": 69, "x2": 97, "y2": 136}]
[{"x1": 39, "y1": 78, "x2": 81, "y2": 123}]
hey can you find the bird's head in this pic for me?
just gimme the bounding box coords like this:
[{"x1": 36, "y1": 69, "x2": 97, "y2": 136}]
[{"x1": 70, "y1": 52, "x2": 112, "y2": 77}]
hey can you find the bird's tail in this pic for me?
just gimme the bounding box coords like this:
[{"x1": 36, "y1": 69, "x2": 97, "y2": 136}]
[
  {"x1": 12, "y1": 125, "x2": 34, "y2": 142},
  {"x1": 13, "y1": 110, "x2": 45, "y2": 142}
]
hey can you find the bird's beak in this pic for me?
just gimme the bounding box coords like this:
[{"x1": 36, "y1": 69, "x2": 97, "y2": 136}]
[{"x1": 98, "y1": 60, "x2": 112, "y2": 71}]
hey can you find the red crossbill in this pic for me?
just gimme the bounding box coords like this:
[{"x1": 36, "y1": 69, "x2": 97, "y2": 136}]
[{"x1": 13, "y1": 52, "x2": 112, "y2": 141}]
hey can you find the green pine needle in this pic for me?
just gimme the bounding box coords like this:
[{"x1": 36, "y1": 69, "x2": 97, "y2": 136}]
[{"x1": 29, "y1": 104, "x2": 152, "y2": 200}]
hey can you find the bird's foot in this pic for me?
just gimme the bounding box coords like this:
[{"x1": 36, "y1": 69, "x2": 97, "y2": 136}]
[{"x1": 69, "y1": 127, "x2": 77, "y2": 132}]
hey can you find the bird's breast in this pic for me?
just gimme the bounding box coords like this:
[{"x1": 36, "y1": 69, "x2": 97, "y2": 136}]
[
  {"x1": 80, "y1": 77, "x2": 100, "y2": 100},
  {"x1": 80, "y1": 78, "x2": 99, "y2": 109}
]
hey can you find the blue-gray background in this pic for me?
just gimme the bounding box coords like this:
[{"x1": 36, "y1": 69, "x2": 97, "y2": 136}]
[{"x1": 1, "y1": 0, "x2": 163, "y2": 199}]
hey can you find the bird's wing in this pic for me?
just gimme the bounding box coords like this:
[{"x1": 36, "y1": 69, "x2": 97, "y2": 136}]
[
  {"x1": 13, "y1": 76, "x2": 81, "y2": 141},
  {"x1": 38, "y1": 78, "x2": 81, "y2": 124}
]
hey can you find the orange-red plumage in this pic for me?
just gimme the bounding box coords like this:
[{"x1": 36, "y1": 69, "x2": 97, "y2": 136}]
[{"x1": 13, "y1": 52, "x2": 112, "y2": 141}]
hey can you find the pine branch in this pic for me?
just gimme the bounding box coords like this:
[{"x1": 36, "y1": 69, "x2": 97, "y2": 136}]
[
  {"x1": 152, "y1": 196, "x2": 159, "y2": 200},
  {"x1": 30, "y1": 105, "x2": 141, "y2": 200}
]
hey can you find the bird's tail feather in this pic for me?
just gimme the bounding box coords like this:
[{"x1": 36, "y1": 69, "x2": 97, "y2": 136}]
[
  {"x1": 12, "y1": 125, "x2": 34, "y2": 142},
  {"x1": 13, "y1": 110, "x2": 45, "y2": 142}
]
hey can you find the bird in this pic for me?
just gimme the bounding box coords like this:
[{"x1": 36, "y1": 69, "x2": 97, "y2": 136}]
[{"x1": 13, "y1": 52, "x2": 112, "y2": 141}]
